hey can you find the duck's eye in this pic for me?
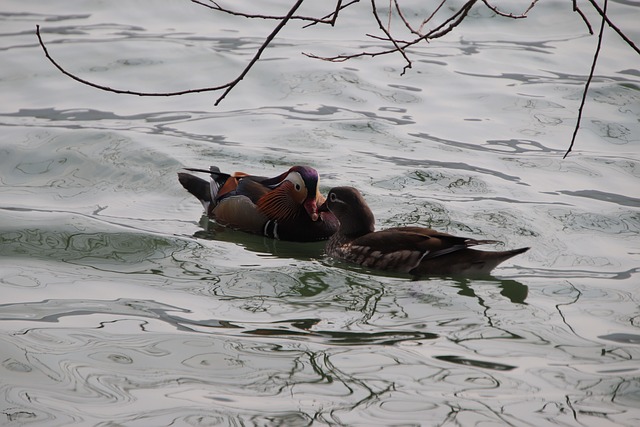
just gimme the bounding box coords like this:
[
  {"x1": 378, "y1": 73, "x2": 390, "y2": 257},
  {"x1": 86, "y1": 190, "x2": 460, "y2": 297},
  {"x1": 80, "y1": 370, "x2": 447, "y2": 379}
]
[
  {"x1": 329, "y1": 192, "x2": 337, "y2": 202},
  {"x1": 285, "y1": 172, "x2": 306, "y2": 196}
]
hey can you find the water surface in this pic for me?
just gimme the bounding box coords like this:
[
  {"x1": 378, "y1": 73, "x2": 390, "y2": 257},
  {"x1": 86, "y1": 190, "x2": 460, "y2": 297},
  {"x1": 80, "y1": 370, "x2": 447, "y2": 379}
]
[{"x1": 1, "y1": 1, "x2": 639, "y2": 425}]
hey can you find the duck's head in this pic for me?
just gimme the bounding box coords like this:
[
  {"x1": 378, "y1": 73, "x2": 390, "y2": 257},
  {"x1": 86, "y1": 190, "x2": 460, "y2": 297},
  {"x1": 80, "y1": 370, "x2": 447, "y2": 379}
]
[
  {"x1": 289, "y1": 165, "x2": 322, "y2": 221},
  {"x1": 319, "y1": 186, "x2": 375, "y2": 237},
  {"x1": 260, "y1": 165, "x2": 323, "y2": 221}
]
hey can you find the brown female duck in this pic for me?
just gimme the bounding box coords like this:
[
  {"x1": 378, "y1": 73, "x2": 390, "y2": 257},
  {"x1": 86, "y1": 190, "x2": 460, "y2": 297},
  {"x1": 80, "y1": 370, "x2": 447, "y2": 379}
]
[
  {"x1": 178, "y1": 165, "x2": 338, "y2": 242},
  {"x1": 319, "y1": 186, "x2": 529, "y2": 276}
]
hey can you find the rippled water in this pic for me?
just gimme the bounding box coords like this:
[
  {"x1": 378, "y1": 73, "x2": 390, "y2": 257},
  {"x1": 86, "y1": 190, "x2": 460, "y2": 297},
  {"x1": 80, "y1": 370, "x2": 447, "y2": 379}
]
[{"x1": 1, "y1": 1, "x2": 639, "y2": 426}]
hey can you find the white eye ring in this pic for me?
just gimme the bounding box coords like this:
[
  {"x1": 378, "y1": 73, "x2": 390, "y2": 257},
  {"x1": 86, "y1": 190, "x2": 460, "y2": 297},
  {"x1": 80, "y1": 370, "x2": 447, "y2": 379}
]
[
  {"x1": 295, "y1": 183, "x2": 301, "y2": 191},
  {"x1": 329, "y1": 192, "x2": 337, "y2": 202}
]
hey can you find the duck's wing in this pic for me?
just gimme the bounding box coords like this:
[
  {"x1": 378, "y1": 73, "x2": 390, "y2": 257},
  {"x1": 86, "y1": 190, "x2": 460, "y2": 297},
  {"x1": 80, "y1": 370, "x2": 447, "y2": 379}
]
[
  {"x1": 344, "y1": 227, "x2": 502, "y2": 273},
  {"x1": 232, "y1": 177, "x2": 271, "y2": 204},
  {"x1": 387, "y1": 227, "x2": 502, "y2": 258},
  {"x1": 211, "y1": 194, "x2": 269, "y2": 234},
  {"x1": 373, "y1": 227, "x2": 529, "y2": 277},
  {"x1": 340, "y1": 229, "x2": 431, "y2": 273}
]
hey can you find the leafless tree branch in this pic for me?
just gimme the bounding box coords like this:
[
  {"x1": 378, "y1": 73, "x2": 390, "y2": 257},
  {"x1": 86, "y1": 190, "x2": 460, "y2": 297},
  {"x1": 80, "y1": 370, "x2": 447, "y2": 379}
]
[
  {"x1": 573, "y1": 0, "x2": 594, "y2": 35},
  {"x1": 213, "y1": 0, "x2": 306, "y2": 105},
  {"x1": 190, "y1": 0, "x2": 328, "y2": 23},
  {"x1": 482, "y1": 0, "x2": 539, "y2": 19},
  {"x1": 586, "y1": 0, "x2": 639, "y2": 54},
  {"x1": 418, "y1": 0, "x2": 448, "y2": 34},
  {"x1": 564, "y1": 0, "x2": 608, "y2": 159},
  {"x1": 35, "y1": 0, "x2": 640, "y2": 156},
  {"x1": 303, "y1": 0, "x2": 478, "y2": 62},
  {"x1": 371, "y1": 0, "x2": 412, "y2": 75},
  {"x1": 36, "y1": 0, "x2": 307, "y2": 106},
  {"x1": 36, "y1": 25, "x2": 230, "y2": 97}
]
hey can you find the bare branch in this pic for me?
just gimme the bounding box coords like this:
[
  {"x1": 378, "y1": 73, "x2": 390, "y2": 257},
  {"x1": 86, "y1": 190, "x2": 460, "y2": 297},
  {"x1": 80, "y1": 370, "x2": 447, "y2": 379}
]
[
  {"x1": 36, "y1": 25, "x2": 229, "y2": 97},
  {"x1": 393, "y1": 0, "x2": 422, "y2": 37},
  {"x1": 482, "y1": 0, "x2": 538, "y2": 19},
  {"x1": 572, "y1": 0, "x2": 594, "y2": 35},
  {"x1": 36, "y1": 0, "x2": 638, "y2": 157},
  {"x1": 36, "y1": 0, "x2": 307, "y2": 105},
  {"x1": 419, "y1": 0, "x2": 448, "y2": 34},
  {"x1": 214, "y1": 0, "x2": 306, "y2": 105},
  {"x1": 422, "y1": 0, "x2": 477, "y2": 41},
  {"x1": 564, "y1": 0, "x2": 608, "y2": 158},
  {"x1": 304, "y1": 0, "x2": 478, "y2": 63},
  {"x1": 586, "y1": 0, "x2": 639, "y2": 55},
  {"x1": 302, "y1": 1, "x2": 360, "y2": 29},
  {"x1": 371, "y1": 0, "x2": 412, "y2": 75},
  {"x1": 190, "y1": 0, "x2": 331, "y2": 24}
]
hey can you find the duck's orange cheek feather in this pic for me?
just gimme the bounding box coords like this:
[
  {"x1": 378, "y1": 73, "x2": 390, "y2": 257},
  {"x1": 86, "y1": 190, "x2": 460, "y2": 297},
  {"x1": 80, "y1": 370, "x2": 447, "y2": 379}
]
[{"x1": 256, "y1": 185, "x2": 299, "y2": 221}]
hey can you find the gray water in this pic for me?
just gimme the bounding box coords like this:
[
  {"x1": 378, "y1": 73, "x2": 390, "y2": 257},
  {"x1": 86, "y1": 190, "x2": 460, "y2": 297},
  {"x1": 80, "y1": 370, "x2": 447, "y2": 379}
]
[{"x1": 1, "y1": 1, "x2": 639, "y2": 426}]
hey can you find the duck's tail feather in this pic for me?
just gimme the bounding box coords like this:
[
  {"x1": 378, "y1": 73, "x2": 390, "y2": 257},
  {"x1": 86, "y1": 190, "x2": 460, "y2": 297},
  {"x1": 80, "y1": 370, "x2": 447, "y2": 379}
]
[
  {"x1": 181, "y1": 166, "x2": 235, "y2": 201},
  {"x1": 505, "y1": 247, "x2": 530, "y2": 257},
  {"x1": 465, "y1": 238, "x2": 503, "y2": 246},
  {"x1": 178, "y1": 172, "x2": 213, "y2": 212},
  {"x1": 412, "y1": 246, "x2": 530, "y2": 277}
]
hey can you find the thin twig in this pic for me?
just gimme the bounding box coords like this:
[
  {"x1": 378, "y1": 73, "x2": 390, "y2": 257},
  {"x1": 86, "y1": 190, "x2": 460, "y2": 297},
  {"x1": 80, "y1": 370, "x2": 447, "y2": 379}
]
[
  {"x1": 302, "y1": 0, "x2": 358, "y2": 29},
  {"x1": 35, "y1": 0, "x2": 307, "y2": 105},
  {"x1": 190, "y1": 0, "x2": 327, "y2": 24},
  {"x1": 572, "y1": 0, "x2": 593, "y2": 35},
  {"x1": 214, "y1": 0, "x2": 306, "y2": 105},
  {"x1": 305, "y1": 0, "x2": 477, "y2": 63},
  {"x1": 482, "y1": 0, "x2": 538, "y2": 19},
  {"x1": 371, "y1": 0, "x2": 412, "y2": 75},
  {"x1": 330, "y1": 0, "x2": 346, "y2": 26},
  {"x1": 419, "y1": 0, "x2": 448, "y2": 34},
  {"x1": 564, "y1": 0, "x2": 608, "y2": 158},
  {"x1": 36, "y1": 25, "x2": 229, "y2": 97},
  {"x1": 394, "y1": 0, "x2": 421, "y2": 37},
  {"x1": 586, "y1": 0, "x2": 639, "y2": 54},
  {"x1": 423, "y1": 0, "x2": 477, "y2": 40}
]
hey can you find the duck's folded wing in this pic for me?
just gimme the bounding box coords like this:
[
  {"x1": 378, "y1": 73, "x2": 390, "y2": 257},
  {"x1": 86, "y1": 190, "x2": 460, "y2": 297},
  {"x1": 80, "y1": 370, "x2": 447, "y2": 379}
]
[
  {"x1": 347, "y1": 228, "x2": 502, "y2": 272},
  {"x1": 344, "y1": 230, "x2": 432, "y2": 272},
  {"x1": 227, "y1": 177, "x2": 270, "y2": 204},
  {"x1": 213, "y1": 195, "x2": 268, "y2": 233},
  {"x1": 383, "y1": 227, "x2": 502, "y2": 257}
]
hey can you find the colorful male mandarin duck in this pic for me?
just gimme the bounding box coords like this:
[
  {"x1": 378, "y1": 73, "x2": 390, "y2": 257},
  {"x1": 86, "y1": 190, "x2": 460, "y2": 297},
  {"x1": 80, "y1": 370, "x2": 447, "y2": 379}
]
[
  {"x1": 178, "y1": 165, "x2": 338, "y2": 242},
  {"x1": 319, "y1": 186, "x2": 529, "y2": 277}
]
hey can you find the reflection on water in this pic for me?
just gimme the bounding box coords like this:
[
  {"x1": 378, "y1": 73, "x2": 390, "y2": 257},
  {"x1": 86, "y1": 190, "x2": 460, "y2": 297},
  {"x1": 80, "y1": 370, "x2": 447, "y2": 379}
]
[
  {"x1": 2, "y1": 290, "x2": 637, "y2": 426},
  {"x1": 411, "y1": 131, "x2": 565, "y2": 155}
]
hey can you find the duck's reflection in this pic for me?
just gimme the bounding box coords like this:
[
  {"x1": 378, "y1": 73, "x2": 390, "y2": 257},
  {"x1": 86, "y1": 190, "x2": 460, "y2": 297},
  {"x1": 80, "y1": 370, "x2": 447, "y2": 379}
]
[
  {"x1": 193, "y1": 214, "x2": 530, "y2": 305},
  {"x1": 452, "y1": 277, "x2": 529, "y2": 305},
  {"x1": 193, "y1": 215, "x2": 326, "y2": 260}
]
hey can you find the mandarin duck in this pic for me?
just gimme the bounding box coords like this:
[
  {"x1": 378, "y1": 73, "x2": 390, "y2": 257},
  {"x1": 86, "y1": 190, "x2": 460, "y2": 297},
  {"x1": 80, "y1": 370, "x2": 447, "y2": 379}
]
[
  {"x1": 319, "y1": 186, "x2": 530, "y2": 277},
  {"x1": 178, "y1": 165, "x2": 338, "y2": 242}
]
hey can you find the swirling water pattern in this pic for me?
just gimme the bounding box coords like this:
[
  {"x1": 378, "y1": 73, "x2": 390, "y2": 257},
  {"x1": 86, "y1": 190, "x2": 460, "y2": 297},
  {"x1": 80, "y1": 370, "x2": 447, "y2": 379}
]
[{"x1": 1, "y1": 1, "x2": 639, "y2": 425}]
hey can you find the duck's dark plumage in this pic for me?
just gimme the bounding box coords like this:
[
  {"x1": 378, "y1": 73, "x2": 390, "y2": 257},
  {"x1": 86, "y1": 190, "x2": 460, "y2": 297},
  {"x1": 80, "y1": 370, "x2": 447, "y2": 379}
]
[
  {"x1": 178, "y1": 166, "x2": 338, "y2": 242},
  {"x1": 320, "y1": 186, "x2": 529, "y2": 277}
]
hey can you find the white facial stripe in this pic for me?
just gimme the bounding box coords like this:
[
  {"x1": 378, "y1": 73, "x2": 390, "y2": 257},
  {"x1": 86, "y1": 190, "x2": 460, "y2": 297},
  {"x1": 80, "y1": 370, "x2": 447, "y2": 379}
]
[{"x1": 285, "y1": 171, "x2": 304, "y2": 191}]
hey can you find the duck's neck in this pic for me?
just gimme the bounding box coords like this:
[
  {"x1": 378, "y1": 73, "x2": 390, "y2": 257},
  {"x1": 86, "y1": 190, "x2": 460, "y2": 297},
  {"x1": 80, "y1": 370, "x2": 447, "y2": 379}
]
[{"x1": 340, "y1": 209, "x2": 375, "y2": 238}]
